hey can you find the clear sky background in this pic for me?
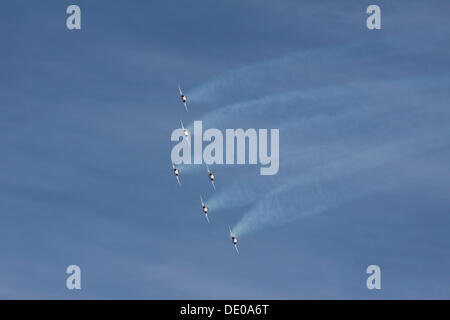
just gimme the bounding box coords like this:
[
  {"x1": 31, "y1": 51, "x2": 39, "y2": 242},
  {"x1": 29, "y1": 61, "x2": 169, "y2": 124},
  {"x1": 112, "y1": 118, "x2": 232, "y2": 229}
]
[{"x1": 1, "y1": 1, "x2": 449, "y2": 299}]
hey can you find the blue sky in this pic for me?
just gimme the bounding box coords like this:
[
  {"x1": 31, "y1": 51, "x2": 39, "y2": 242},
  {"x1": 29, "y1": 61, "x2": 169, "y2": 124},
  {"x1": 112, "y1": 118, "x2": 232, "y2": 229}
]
[{"x1": 0, "y1": 0, "x2": 449, "y2": 298}]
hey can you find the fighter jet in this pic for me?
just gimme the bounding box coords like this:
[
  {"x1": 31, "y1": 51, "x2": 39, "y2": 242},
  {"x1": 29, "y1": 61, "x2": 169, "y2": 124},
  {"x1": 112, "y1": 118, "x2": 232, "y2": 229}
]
[
  {"x1": 172, "y1": 163, "x2": 181, "y2": 186},
  {"x1": 229, "y1": 226, "x2": 239, "y2": 255},
  {"x1": 200, "y1": 196, "x2": 210, "y2": 224},
  {"x1": 178, "y1": 86, "x2": 188, "y2": 112},
  {"x1": 206, "y1": 165, "x2": 216, "y2": 191},
  {"x1": 180, "y1": 120, "x2": 190, "y2": 145}
]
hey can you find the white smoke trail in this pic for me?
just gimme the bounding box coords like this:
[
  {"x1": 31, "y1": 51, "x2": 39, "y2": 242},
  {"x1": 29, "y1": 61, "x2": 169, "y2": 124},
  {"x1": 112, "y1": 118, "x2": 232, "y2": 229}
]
[
  {"x1": 174, "y1": 38, "x2": 450, "y2": 237},
  {"x1": 182, "y1": 84, "x2": 358, "y2": 176},
  {"x1": 187, "y1": 83, "x2": 363, "y2": 132},
  {"x1": 188, "y1": 39, "x2": 417, "y2": 105},
  {"x1": 233, "y1": 126, "x2": 450, "y2": 236},
  {"x1": 206, "y1": 76, "x2": 450, "y2": 210},
  {"x1": 182, "y1": 76, "x2": 446, "y2": 180},
  {"x1": 233, "y1": 178, "x2": 386, "y2": 238},
  {"x1": 188, "y1": 44, "x2": 364, "y2": 104}
]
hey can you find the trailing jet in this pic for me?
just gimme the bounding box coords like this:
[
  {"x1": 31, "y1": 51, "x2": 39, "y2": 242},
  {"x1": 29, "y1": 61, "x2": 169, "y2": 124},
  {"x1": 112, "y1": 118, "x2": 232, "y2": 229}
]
[
  {"x1": 180, "y1": 120, "x2": 190, "y2": 145},
  {"x1": 178, "y1": 86, "x2": 188, "y2": 112},
  {"x1": 172, "y1": 163, "x2": 181, "y2": 186},
  {"x1": 206, "y1": 165, "x2": 216, "y2": 191},
  {"x1": 200, "y1": 196, "x2": 210, "y2": 224},
  {"x1": 229, "y1": 226, "x2": 239, "y2": 255}
]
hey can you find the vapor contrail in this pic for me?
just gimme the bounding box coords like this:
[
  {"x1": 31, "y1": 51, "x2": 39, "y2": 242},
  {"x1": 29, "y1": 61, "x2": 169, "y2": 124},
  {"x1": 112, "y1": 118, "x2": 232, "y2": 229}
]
[
  {"x1": 188, "y1": 39, "x2": 416, "y2": 105},
  {"x1": 206, "y1": 76, "x2": 450, "y2": 211},
  {"x1": 187, "y1": 83, "x2": 364, "y2": 131},
  {"x1": 182, "y1": 76, "x2": 447, "y2": 180},
  {"x1": 188, "y1": 44, "x2": 357, "y2": 104},
  {"x1": 233, "y1": 126, "x2": 450, "y2": 236},
  {"x1": 171, "y1": 37, "x2": 450, "y2": 239},
  {"x1": 183, "y1": 84, "x2": 359, "y2": 174}
]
